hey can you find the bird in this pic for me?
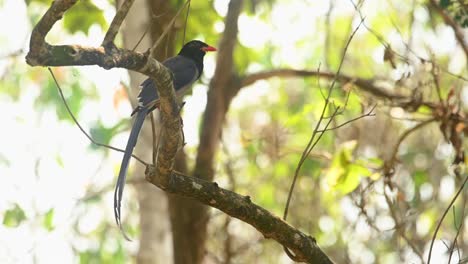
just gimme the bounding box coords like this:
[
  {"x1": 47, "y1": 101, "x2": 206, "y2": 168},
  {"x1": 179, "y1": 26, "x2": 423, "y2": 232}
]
[{"x1": 114, "y1": 40, "x2": 216, "y2": 240}]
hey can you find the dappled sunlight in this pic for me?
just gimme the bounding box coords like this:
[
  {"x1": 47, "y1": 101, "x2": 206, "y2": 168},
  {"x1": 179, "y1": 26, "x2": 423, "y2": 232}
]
[{"x1": 1, "y1": 0, "x2": 468, "y2": 263}]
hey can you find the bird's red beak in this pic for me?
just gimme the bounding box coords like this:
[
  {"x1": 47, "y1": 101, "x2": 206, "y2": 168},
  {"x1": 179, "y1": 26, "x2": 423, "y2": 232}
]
[{"x1": 201, "y1": 46, "x2": 217, "y2": 52}]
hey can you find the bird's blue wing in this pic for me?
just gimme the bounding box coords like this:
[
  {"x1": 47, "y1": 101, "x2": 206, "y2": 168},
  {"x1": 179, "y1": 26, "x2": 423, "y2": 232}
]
[
  {"x1": 131, "y1": 56, "x2": 198, "y2": 116},
  {"x1": 163, "y1": 55, "x2": 199, "y2": 94}
]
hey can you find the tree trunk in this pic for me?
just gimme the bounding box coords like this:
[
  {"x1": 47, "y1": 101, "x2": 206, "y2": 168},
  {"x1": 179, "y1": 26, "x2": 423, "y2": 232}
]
[
  {"x1": 170, "y1": 1, "x2": 244, "y2": 263},
  {"x1": 119, "y1": 0, "x2": 244, "y2": 263},
  {"x1": 118, "y1": 0, "x2": 173, "y2": 263}
]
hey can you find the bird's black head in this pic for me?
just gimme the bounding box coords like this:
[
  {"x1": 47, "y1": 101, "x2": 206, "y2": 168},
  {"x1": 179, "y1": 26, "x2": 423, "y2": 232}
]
[{"x1": 178, "y1": 40, "x2": 216, "y2": 61}]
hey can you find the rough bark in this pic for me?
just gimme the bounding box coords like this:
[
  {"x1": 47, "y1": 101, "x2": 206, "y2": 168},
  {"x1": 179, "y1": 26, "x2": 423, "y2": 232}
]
[
  {"x1": 175, "y1": 1, "x2": 245, "y2": 263},
  {"x1": 167, "y1": 152, "x2": 208, "y2": 264},
  {"x1": 146, "y1": 167, "x2": 334, "y2": 263},
  {"x1": 118, "y1": 0, "x2": 173, "y2": 262},
  {"x1": 26, "y1": 0, "x2": 336, "y2": 262}
]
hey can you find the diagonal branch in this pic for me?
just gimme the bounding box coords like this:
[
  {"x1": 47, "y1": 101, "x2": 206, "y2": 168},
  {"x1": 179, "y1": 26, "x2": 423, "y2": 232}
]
[
  {"x1": 145, "y1": 166, "x2": 334, "y2": 264},
  {"x1": 241, "y1": 69, "x2": 407, "y2": 100},
  {"x1": 429, "y1": 0, "x2": 468, "y2": 60},
  {"x1": 102, "y1": 0, "x2": 135, "y2": 46},
  {"x1": 150, "y1": 0, "x2": 190, "y2": 57},
  {"x1": 26, "y1": 0, "x2": 334, "y2": 262},
  {"x1": 26, "y1": 0, "x2": 181, "y2": 189},
  {"x1": 387, "y1": 118, "x2": 436, "y2": 170}
]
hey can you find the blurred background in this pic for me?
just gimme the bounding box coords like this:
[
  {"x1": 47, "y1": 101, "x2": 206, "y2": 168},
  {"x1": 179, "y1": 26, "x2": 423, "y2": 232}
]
[{"x1": 1, "y1": 0, "x2": 467, "y2": 263}]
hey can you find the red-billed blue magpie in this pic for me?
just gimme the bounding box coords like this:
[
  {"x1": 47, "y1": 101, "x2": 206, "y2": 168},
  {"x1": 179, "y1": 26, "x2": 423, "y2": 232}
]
[{"x1": 115, "y1": 40, "x2": 216, "y2": 239}]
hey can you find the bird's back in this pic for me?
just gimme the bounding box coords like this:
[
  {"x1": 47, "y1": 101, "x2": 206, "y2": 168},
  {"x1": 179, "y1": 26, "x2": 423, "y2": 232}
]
[{"x1": 132, "y1": 55, "x2": 199, "y2": 115}]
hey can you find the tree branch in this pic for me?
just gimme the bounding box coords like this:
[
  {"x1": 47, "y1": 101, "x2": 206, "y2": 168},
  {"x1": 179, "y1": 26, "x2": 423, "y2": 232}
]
[
  {"x1": 241, "y1": 69, "x2": 406, "y2": 100},
  {"x1": 26, "y1": 0, "x2": 334, "y2": 262},
  {"x1": 194, "y1": 0, "x2": 243, "y2": 181},
  {"x1": 145, "y1": 166, "x2": 334, "y2": 264},
  {"x1": 26, "y1": 0, "x2": 181, "y2": 190},
  {"x1": 429, "y1": 0, "x2": 468, "y2": 59},
  {"x1": 102, "y1": 0, "x2": 135, "y2": 46}
]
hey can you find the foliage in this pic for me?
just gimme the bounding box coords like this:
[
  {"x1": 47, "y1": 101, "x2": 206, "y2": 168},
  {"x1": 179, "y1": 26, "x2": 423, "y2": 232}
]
[
  {"x1": 25, "y1": 0, "x2": 107, "y2": 33},
  {"x1": 2, "y1": 0, "x2": 468, "y2": 263},
  {"x1": 63, "y1": 0, "x2": 107, "y2": 34},
  {"x1": 440, "y1": 0, "x2": 468, "y2": 27},
  {"x1": 3, "y1": 204, "x2": 26, "y2": 228}
]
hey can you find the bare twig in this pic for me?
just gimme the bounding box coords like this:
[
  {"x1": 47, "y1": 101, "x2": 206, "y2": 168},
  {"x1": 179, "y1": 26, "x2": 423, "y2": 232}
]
[
  {"x1": 447, "y1": 205, "x2": 464, "y2": 264},
  {"x1": 324, "y1": 1, "x2": 334, "y2": 68},
  {"x1": 103, "y1": 0, "x2": 136, "y2": 46},
  {"x1": 150, "y1": 0, "x2": 190, "y2": 57},
  {"x1": 316, "y1": 105, "x2": 376, "y2": 132},
  {"x1": 384, "y1": 187, "x2": 424, "y2": 261},
  {"x1": 282, "y1": 19, "x2": 365, "y2": 261},
  {"x1": 48, "y1": 68, "x2": 147, "y2": 165},
  {"x1": 150, "y1": 112, "x2": 157, "y2": 165},
  {"x1": 427, "y1": 173, "x2": 468, "y2": 264},
  {"x1": 131, "y1": 10, "x2": 172, "y2": 51},
  {"x1": 283, "y1": 18, "x2": 365, "y2": 221},
  {"x1": 241, "y1": 69, "x2": 406, "y2": 100},
  {"x1": 430, "y1": 56, "x2": 444, "y2": 104},
  {"x1": 283, "y1": 106, "x2": 340, "y2": 222},
  {"x1": 350, "y1": 0, "x2": 468, "y2": 83},
  {"x1": 429, "y1": 0, "x2": 468, "y2": 59},
  {"x1": 182, "y1": 0, "x2": 191, "y2": 45},
  {"x1": 388, "y1": 118, "x2": 436, "y2": 168}
]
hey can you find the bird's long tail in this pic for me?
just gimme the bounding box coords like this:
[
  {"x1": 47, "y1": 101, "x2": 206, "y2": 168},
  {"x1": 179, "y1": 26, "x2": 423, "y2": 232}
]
[{"x1": 114, "y1": 108, "x2": 147, "y2": 241}]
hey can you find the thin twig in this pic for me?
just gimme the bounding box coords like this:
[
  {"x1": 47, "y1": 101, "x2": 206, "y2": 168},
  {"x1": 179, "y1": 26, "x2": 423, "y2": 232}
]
[
  {"x1": 282, "y1": 106, "x2": 340, "y2": 261},
  {"x1": 182, "y1": 0, "x2": 191, "y2": 45},
  {"x1": 282, "y1": 20, "x2": 365, "y2": 261},
  {"x1": 447, "y1": 205, "x2": 464, "y2": 264},
  {"x1": 429, "y1": 0, "x2": 468, "y2": 59},
  {"x1": 103, "y1": 0, "x2": 136, "y2": 46},
  {"x1": 384, "y1": 187, "x2": 424, "y2": 260},
  {"x1": 132, "y1": 25, "x2": 150, "y2": 51},
  {"x1": 388, "y1": 118, "x2": 436, "y2": 168},
  {"x1": 48, "y1": 68, "x2": 147, "y2": 165},
  {"x1": 427, "y1": 174, "x2": 468, "y2": 264},
  {"x1": 150, "y1": 0, "x2": 190, "y2": 57},
  {"x1": 150, "y1": 112, "x2": 157, "y2": 165},
  {"x1": 283, "y1": 18, "x2": 365, "y2": 221},
  {"x1": 316, "y1": 105, "x2": 376, "y2": 132},
  {"x1": 430, "y1": 57, "x2": 444, "y2": 104},
  {"x1": 132, "y1": 10, "x2": 172, "y2": 51},
  {"x1": 350, "y1": 0, "x2": 468, "y2": 83}
]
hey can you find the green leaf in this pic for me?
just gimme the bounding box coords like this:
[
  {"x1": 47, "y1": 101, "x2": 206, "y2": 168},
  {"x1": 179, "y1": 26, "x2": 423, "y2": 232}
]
[
  {"x1": 413, "y1": 170, "x2": 428, "y2": 188},
  {"x1": 63, "y1": 0, "x2": 107, "y2": 34},
  {"x1": 3, "y1": 204, "x2": 26, "y2": 227},
  {"x1": 335, "y1": 166, "x2": 365, "y2": 194},
  {"x1": 79, "y1": 250, "x2": 100, "y2": 264},
  {"x1": 43, "y1": 208, "x2": 55, "y2": 231},
  {"x1": 56, "y1": 155, "x2": 64, "y2": 167},
  {"x1": 439, "y1": 0, "x2": 451, "y2": 8},
  {"x1": 89, "y1": 120, "x2": 127, "y2": 150},
  {"x1": 366, "y1": 157, "x2": 384, "y2": 167},
  {"x1": 327, "y1": 141, "x2": 372, "y2": 194},
  {"x1": 35, "y1": 69, "x2": 98, "y2": 123},
  {"x1": 258, "y1": 184, "x2": 275, "y2": 208}
]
